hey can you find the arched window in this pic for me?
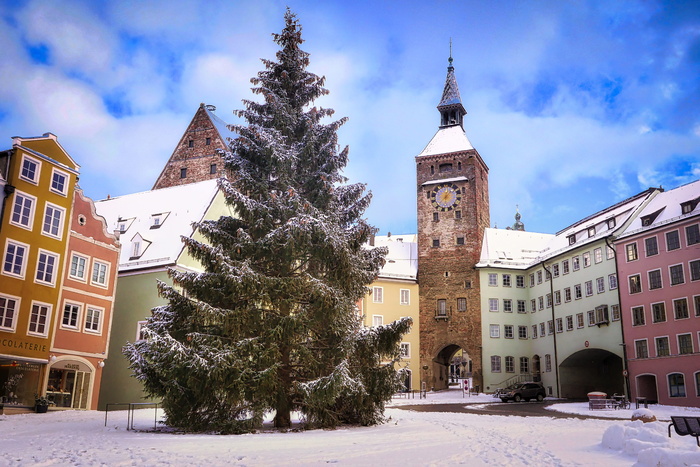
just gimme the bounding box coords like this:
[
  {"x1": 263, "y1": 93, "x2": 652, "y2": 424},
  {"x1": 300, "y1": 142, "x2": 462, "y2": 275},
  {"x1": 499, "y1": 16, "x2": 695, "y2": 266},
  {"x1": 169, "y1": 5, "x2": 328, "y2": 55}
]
[{"x1": 668, "y1": 373, "x2": 686, "y2": 397}]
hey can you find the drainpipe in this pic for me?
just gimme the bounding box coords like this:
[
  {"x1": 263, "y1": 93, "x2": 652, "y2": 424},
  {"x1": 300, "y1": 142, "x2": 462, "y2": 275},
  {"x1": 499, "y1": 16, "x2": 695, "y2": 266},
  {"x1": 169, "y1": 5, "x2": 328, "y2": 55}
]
[
  {"x1": 541, "y1": 260, "x2": 561, "y2": 398},
  {"x1": 606, "y1": 236, "x2": 631, "y2": 399}
]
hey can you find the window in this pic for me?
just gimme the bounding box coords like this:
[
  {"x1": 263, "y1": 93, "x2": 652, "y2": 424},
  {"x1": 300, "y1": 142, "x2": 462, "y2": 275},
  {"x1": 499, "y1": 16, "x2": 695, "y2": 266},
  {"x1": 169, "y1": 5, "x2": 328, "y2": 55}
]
[
  {"x1": 456, "y1": 297, "x2": 466, "y2": 312},
  {"x1": 505, "y1": 356, "x2": 515, "y2": 373},
  {"x1": 529, "y1": 273, "x2": 535, "y2": 287},
  {"x1": 518, "y1": 326, "x2": 527, "y2": 339},
  {"x1": 595, "y1": 305, "x2": 609, "y2": 325},
  {"x1": 652, "y1": 302, "x2": 666, "y2": 323},
  {"x1": 209, "y1": 163, "x2": 217, "y2": 175},
  {"x1": 372, "y1": 287, "x2": 383, "y2": 303},
  {"x1": 582, "y1": 252, "x2": 591, "y2": 267},
  {"x1": 566, "y1": 315, "x2": 573, "y2": 331},
  {"x1": 556, "y1": 318, "x2": 563, "y2": 333},
  {"x1": 697, "y1": 372, "x2": 700, "y2": 397},
  {"x1": 62, "y1": 303, "x2": 81, "y2": 329},
  {"x1": 669, "y1": 373, "x2": 685, "y2": 397},
  {"x1": 574, "y1": 284, "x2": 582, "y2": 299},
  {"x1": 626, "y1": 243, "x2": 638, "y2": 261},
  {"x1": 656, "y1": 336, "x2": 670, "y2": 357},
  {"x1": 554, "y1": 291, "x2": 561, "y2": 305},
  {"x1": 491, "y1": 356, "x2": 501, "y2": 373},
  {"x1": 572, "y1": 256, "x2": 580, "y2": 271},
  {"x1": 85, "y1": 307, "x2": 103, "y2": 333},
  {"x1": 35, "y1": 250, "x2": 59, "y2": 286},
  {"x1": 568, "y1": 234, "x2": 576, "y2": 245},
  {"x1": 502, "y1": 274, "x2": 511, "y2": 287},
  {"x1": 455, "y1": 211, "x2": 462, "y2": 220},
  {"x1": 585, "y1": 280, "x2": 593, "y2": 297},
  {"x1": 28, "y1": 302, "x2": 51, "y2": 336},
  {"x1": 433, "y1": 212, "x2": 439, "y2": 222},
  {"x1": 537, "y1": 270, "x2": 543, "y2": 284},
  {"x1": 545, "y1": 354, "x2": 552, "y2": 372},
  {"x1": 687, "y1": 224, "x2": 700, "y2": 245},
  {"x1": 695, "y1": 295, "x2": 700, "y2": 317},
  {"x1": 489, "y1": 298, "x2": 499, "y2": 312},
  {"x1": 50, "y1": 168, "x2": 69, "y2": 195},
  {"x1": 666, "y1": 231, "x2": 680, "y2": 251},
  {"x1": 552, "y1": 264, "x2": 559, "y2": 277},
  {"x1": 0, "y1": 294, "x2": 19, "y2": 331},
  {"x1": 400, "y1": 343, "x2": 410, "y2": 358},
  {"x1": 670, "y1": 264, "x2": 685, "y2": 286},
  {"x1": 151, "y1": 214, "x2": 164, "y2": 228},
  {"x1": 562, "y1": 260, "x2": 570, "y2": 274},
  {"x1": 576, "y1": 313, "x2": 584, "y2": 328},
  {"x1": 490, "y1": 324, "x2": 500, "y2": 338},
  {"x1": 3, "y1": 240, "x2": 28, "y2": 278},
  {"x1": 503, "y1": 299, "x2": 513, "y2": 313},
  {"x1": 11, "y1": 192, "x2": 36, "y2": 229},
  {"x1": 607, "y1": 245, "x2": 615, "y2": 259},
  {"x1": 538, "y1": 296, "x2": 544, "y2": 310},
  {"x1": 136, "y1": 320, "x2": 148, "y2": 341},
  {"x1": 546, "y1": 293, "x2": 552, "y2": 308},
  {"x1": 519, "y1": 357, "x2": 529, "y2": 374},
  {"x1": 504, "y1": 325, "x2": 514, "y2": 339},
  {"x1": 674, "y1": 298, "x2": 689, "y2": 320},
  {"x1": 432, "y1": 238, "x2": 440, "y2": 248},
  {"x1": 180, "y1": 167, "x2": 187, "y2": 178},
  {"x1": 42, "y1": 203, "x2": 65, "y2": 239},
  {"x1": 564, "y1": 287, "x2": 572, "y2": 302},
  {"x1": 548, "y1": 320, "x2": 554, "y2": 334},
  {"x1": 91, "y1": 261, "x2": 109, "y2": 286},
  {"x1": 532, "y1": 324, "x2": 538, "y2": 339},
  {"x1": 596, "y1": 277, "x2": 605, "y2": 294},
  {"x1": 132, "y1": 241, "x2": 141, "y2": 258},
  {"x1": 372, "y1": 315, "x2": 383, "y2": 327},
  {"x1": 587, "y1": 310, "x2": 596, "y2": 326},
  {"x1": 488, "y1": 273, "x2": 497, "y2": 286},
  {"x1": 629, "y1": 275, "x2": 642, "y2": 294},
  {"x1": 188, "y1": 139, "x2": 194, "y2": 148},
  {"x1": 691, "y1": 260, "x2": 700, "y2": 281},
  {"x1": 634, "y1": 340, "x2": 648, "y2": 359},
  {"x1": 456, "y1": 237, "x2": 464, "y2": 245},
  {"x1": 437, "y1": 299, "x2": 447, "y2": 317},
  {"x1": 205, "y1": 137, "x2": 211, "y2": 146},
  {"x1": 516, "y1": 275, "x2": 525, "y2": 288},
  {"x1": 645, "y1": 237, "x2": 658, "y2": 256},
  {"x1": 540, "y1": 322, "x2": 546, "y2": 336},
  {"x1": 588, "y1": 226, "x2": 596, "y2": 237},
  {"x1": 611, "y1": 304, "x2": 621, "y2": 321},
  {"x1": 517, "y1": 300, "x2": 526, "y2": 313},
  {"x1": 607, "y1": 218, "x2": 616, "y2": 229},
  {"x1": 400, "y1": 289, "x2": 410, "y2": 306},
  {"x1": 632, "y1": 306, "x2": 645, "y2": 326},
  {"x1": 648, "y1": 270, "x2": 662, "y2": 290},
  {"x1": 69, "y1": 254, "x2": 88, "y2": 281},
  {"x1": 20, "y1": 155, "x2": 40, "y2": 183},
  {"x1": 594, "y1": 248, "x2": 603, "y2": 264}
]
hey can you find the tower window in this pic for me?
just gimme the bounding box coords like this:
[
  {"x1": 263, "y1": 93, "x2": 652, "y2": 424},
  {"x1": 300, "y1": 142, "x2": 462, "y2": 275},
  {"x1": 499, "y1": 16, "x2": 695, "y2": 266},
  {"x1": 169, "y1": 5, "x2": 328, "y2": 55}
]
[
  {"x1": 205, "y1": 137, "x2": 211, "y2": 145},
  {"x1": 439, "y1": 163, "x2": 453, "y2": 173},
  {"x1": 188, "y1": 140, "x2": 194, "y2": 148},
  {"x1": 458, "y1": 162, "x2": 462, "y2": 171},
  {"x1": 180, "y1": 168, "x2": 187, "y2": 179},
  {"x1": 432, "y1": 238, "x2": 440, "y2": 248},
  {"x1": 456, "y1": 237, "x2": 464, "y2": 245},
  {"x1": 210, "y1": 163, "x2": 217, "y2": 174},
  {"x1": 433, "y1": 212, "x2": 439, "y2": 222},
  {"x1": 430, "y1": 165, "x2": 434, "y2": 175},
  {"x1": 455, "y1": 210, "x2": 462, "y2": 219}
]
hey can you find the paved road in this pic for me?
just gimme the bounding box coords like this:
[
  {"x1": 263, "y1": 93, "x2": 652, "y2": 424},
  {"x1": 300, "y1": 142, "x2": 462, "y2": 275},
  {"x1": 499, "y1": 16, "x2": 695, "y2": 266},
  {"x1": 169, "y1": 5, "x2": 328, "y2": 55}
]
[{"x1": 395, "y1": 400, "x2": 629, "y2": 421}]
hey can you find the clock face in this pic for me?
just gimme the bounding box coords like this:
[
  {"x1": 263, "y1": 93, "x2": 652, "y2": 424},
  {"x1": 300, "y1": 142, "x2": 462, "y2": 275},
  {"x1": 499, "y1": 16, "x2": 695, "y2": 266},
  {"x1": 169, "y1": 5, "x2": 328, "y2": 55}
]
[{"x1": 431, "y1": 183, "x2": 461, "y2": 211}]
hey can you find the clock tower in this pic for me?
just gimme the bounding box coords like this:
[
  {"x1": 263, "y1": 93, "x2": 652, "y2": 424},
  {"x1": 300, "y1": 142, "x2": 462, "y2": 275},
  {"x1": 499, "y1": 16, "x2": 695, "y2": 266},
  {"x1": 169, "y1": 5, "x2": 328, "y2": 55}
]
[{"x1": 416, "y1": 55, "x2": 489, "y2": 391}]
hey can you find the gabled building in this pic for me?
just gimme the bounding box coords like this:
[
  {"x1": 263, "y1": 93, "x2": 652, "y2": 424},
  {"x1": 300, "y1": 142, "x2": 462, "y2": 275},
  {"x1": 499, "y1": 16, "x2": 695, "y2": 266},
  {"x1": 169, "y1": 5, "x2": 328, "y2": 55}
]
[
  {"x1": 152, "y1": 103, "x2": 236, "y2": 190},
  {"x1": 94, "y1": 179, "x2": 233, "y2": 408},
  {"x1": 615, "y1": 180, "x2": 700, "y2": 407},
  {"x1": 359, "y1": 234, "x2": 420, "y2": 391},
  {"x1": 48, "y1": 188, "x2": 120, "y2": 410},
  {"x1": 0, "y1": 133, "x2": 79, "y2": 409}
]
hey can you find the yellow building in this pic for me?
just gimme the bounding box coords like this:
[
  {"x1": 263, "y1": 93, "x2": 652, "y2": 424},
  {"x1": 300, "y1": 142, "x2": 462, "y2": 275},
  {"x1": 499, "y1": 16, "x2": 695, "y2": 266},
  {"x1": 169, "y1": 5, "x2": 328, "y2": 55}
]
[
  {"x1": 0, "y1": 133, "x2": 79, "y2": 409},
  {"x1": 359, "y1": 234, "x2": 420, "y2": 391}
]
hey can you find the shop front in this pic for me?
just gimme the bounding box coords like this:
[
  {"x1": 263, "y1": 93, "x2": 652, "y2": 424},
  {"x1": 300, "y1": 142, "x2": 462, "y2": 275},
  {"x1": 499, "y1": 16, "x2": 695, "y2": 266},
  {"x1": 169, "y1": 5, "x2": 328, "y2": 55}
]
[
  {"x1": 1, "y1": 357, "x2": 46, "y2": 407},
  {"x1": 46, "y1": 358, "x2": 95, "y2": 409}
]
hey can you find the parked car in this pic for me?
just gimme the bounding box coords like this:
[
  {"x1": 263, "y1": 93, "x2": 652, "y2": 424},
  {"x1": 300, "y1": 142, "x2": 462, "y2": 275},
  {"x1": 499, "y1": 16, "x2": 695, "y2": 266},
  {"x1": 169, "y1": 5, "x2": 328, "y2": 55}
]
[{"x1": 500, "y1": 382, "x2": 546, "y2": 402}]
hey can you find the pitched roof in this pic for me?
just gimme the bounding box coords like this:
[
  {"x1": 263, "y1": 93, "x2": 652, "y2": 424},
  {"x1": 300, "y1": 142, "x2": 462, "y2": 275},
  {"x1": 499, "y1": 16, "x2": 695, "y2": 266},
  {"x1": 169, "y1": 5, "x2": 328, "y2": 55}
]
[
  {"x1": 477, "y1": 228, "x2": 554, "y2": 269},
  {"x1": 438, "y1": 59, "x2": 463, "y2": 108},
  {"x1": 94, "y1": 179, "x2": 220, "y2": 272},
  {"x1": 417, "y1": 125, "x2": 474, "y2": 157},
  {"x1": 373, "y1": 234, "x2": 417, "y2": 281}
]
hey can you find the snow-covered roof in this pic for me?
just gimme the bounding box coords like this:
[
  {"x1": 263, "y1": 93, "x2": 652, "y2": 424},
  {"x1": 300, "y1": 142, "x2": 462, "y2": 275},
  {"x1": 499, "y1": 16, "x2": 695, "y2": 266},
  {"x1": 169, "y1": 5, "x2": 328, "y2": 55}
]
[
  {"x1": 94, "y1": 179, "x2": 220, "y2": 272},
  {"x1": 204, "y1": 105, "x2": 236, "y2": 143},
  {"x1": 373, "y1": 234, "x2": 417, "y2": 281},
  {"x1": 417, "y1": 125, "x2": 474, "y2": 157},
  {"x1": 477, "y1": 228, "x2": 554, "y2": 269},
  {"x1": 421, "y1": 176, "x2": 468, "y2": 186},
  {"x1": 618, "y1": 179, "x2": 700, "y2": 238}
]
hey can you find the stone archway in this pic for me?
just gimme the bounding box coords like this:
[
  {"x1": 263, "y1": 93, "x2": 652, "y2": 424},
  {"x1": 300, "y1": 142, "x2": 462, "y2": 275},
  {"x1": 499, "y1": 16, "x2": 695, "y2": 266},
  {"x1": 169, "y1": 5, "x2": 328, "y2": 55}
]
[
  {"x1": 430, "y1": 344, "x2": 472, "y2": 391},
  {"x1": 559, "y1": 348, "x2": 623, "y2": 398}
]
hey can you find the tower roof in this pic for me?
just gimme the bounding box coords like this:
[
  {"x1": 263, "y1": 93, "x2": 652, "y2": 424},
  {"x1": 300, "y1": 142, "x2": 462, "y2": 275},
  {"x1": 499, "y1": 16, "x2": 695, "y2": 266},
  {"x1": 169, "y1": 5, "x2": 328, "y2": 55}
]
[{"x1": 438, "y1": 56, "x2": 463, "y2": 108}]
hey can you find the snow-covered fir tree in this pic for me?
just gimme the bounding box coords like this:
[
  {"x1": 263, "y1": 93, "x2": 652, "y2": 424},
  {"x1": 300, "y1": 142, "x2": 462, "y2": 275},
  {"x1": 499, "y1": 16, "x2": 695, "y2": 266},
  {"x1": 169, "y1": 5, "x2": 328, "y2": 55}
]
[{"x1": 124, "y1": 9, "x2": 412, "y2": 434}]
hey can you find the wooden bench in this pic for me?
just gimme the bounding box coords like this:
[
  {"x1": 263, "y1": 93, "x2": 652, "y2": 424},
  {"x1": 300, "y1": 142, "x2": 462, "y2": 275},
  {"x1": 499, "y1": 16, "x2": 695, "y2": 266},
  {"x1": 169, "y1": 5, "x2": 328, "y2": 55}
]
[{"x1": 668, "y1": 416, "x2": 700, "y2": 446}]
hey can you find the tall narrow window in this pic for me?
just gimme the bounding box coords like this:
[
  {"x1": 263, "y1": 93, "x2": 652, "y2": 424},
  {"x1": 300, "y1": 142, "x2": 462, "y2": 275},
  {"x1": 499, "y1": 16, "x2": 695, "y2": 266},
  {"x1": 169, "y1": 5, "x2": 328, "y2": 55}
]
[
  {"x1": 3, "y1": 241, "x2": 28, "y2": 278},
  {"x1": 28, "y1": 302, "x2": 51, "y2": 336},
  {"x1": 372, "y1": 287, "x2": 383, "y2": 303},
  {"x1": 62, "y1": 303, "x2": 81, "y2": 329},
  {"x1": 634, "y1": 340, "x2": 648, "y2": 359},
  {"x1": 666, "y1": 231, "x2": 680, "y2": 251},
  {"x1": 669, "y1": 264, "x2": 685, "y2": 285},
  {"x1": 11, "y1": 192, "x2": 36, "y2": 229},
  {"x1": 400, "y1": 289, "x2": 410, "y2": 306},
  {"x1": 669, "y1": 373, "x2": 685, "y2": 397},
  {"x1": 625, "y1": 243, "x2": 638, "y2": 261},
  {"x1": 35, "y1": 250, "x2": 58, "y2": 286},
  {"x1": 648, "y1": 270, "x2": 662, "y2": 290},
  {"x1": 42, "y1": 204, "x2": 65, "y2": 238},
  {"x1": 91, "y1": 261, "x2": 109, "y2": 286},
  {"x1": 645, "y1": 237, "x2": 658, "y2": 256},
  {"x1": 0, "y1": 295, "x2": 19, "y2": 331}
]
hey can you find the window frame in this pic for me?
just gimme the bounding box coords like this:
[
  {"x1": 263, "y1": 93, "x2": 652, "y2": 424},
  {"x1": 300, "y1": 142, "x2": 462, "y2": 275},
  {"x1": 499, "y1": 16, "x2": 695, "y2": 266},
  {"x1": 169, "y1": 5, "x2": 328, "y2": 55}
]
[
  {"x1": 399, "y1": 288, "x2": 410, "y2": 306},
  {"x1": 678, "y1": 333, "x2": 693, "y2": 355},
  {"x1": 27, "y1": 301, "x2": 52, "y2": 337},
  {"x1": 651, "y1": 301, "x2": 667, "y2": 323},
  {"x1": 669, "y1": 263, "x2": 685, "y2": 286},
  {"x1": 668, "y1": 373, "x2": 686, "y2": 398},
  {"x1": 634, "y1": 339, "x2": 649, "y2": 359},
  {"x1": 625, "y1": 243, "x2": 638, "y2": 262},
  {"x1": 666, "y1": 230, "x2": 681, "y2": 251},
  {"x1": 91, "y1": 260, "x2": 110, "y2": 287},
  {"x1": 632, "y1": 306, "x2": 645, "y2": 326},
  {"x1": 0, "y1": 293, "x2": 20, "y2": 332},
  {"x1": 61, "y1": 301, "x2": 82, "y2": 330},
  {"x1": 10, "y1": 190, "x2": 37, "y2": 230},
  {"x1": 41, "y1": 202, "x2": 66, "y2": 240},
  {"x1": 489, "y1": 324, "x2": 500, "y2": 338},
  {"x1": 50, "y1": 167, "x2": 70, "y2": 196},
  {"x1": 19, "y1": 154, "x2": 41, "y2": 184},
  {"x1": 35, "y1": 249, "x2": 59, "y2": 287},
  {"x1": 69, "y1": 253, "x2": 89, "y2": 282},
  {"x1": 674, "y1": 298, "x2": 689, "y2": 320},
  {"x1": 648, "y1": 269, "x2": 663, "y2": 290},
  {"x1": 3, "y1": 239, "x2": 29, "y2": 279},
  {"x1": 644, "y1": 236, "x2": 659, "y2": 257},
  {"x1": 84, "y1": 306, "x2": 104, "y2": 334},
  {"x1": 655, "y1": 336, "x2": 670, "y2": 357}
]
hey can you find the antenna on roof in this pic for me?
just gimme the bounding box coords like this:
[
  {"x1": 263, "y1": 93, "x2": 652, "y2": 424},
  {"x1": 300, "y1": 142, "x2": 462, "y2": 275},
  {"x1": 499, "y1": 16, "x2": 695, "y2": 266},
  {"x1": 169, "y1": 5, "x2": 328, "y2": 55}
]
[{"x1": 205, "y1": 104, "x2": 216, "y2": 111}]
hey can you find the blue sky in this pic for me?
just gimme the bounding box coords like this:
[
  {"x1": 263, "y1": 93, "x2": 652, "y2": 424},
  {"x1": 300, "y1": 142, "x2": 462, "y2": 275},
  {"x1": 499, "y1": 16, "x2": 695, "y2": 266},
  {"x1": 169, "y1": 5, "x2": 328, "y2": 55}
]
[{"x1": 0, "y1": 0, "x2": 698, "y2": 235}]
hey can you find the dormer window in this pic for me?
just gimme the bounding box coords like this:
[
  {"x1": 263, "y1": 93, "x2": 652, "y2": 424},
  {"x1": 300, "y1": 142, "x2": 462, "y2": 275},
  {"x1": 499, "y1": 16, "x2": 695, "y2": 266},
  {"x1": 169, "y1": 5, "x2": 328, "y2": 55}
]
[
  {"x1": 681, "y1": 197, "x2": 699, "y2": 214},
  {"x1": 117, "y1": 217, "x2": 134, "y2": 233},
  {"x1": 150, "y1": 212, "x2": 169, "y2": 230},
  {"x1": 568, "y1": 234, "x2": 576, "y2": 245},
  {"x1": 132, "y1": 241, "x2": 141, "y2": 258},
  {"x1": 129, "y1": 233, "x2": 151, "y2": 260},
  {"x1": 587, "y1": 226, "x2": 596, "y2": 237},
  {"x1": 607, "y1": 218, "x2": 616, "y2": 229},
  {"x1": 640, "y1": 208, "x2": 664, "y2": 227}
]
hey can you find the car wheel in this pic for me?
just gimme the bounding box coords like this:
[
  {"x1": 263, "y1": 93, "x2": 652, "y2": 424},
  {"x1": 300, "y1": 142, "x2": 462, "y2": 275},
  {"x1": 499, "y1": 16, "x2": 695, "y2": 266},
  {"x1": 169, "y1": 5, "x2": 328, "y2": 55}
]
[
  {"x1": 514, "y1": 394, "x2": 522, "y2": 402},
  {"x1": 536, "y1": 394, "x2": 544, "y2": 402}
]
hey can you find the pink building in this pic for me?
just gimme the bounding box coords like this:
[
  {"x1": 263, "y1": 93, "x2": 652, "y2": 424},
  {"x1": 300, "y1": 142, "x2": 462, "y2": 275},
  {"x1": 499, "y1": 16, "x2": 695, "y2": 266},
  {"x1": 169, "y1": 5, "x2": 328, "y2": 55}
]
[{"x1": 616, "y1": 180, "x2": 700, "y2": 407}]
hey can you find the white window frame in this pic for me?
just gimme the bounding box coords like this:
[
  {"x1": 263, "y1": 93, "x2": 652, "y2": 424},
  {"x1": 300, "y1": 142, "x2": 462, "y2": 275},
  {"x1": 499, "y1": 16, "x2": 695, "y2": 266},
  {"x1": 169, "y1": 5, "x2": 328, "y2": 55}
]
[
  {"x1": 594, "y1": 248, "x2": 603, "y2": 264},
  {"x1": 19, "y1": 154, "x2": 41, "y2": 184},
  {"x1": 399, "y1": 289, "x2": 410, "y2": 305},
  {"x1": 608, "y1": 273, "x2": 618, "y2": 290},
  {"x1": 655, "y1": 335, "x2": 670, "y2": 357},
  {"x1": 488, "y1": 273, "x2": 498, "y2": 286},
  {"x1": 50, "y1": 167, "x2": 69, "y2": 196},
  {"x1": 372, "y1": 286, "x2": 383, "y2": 303},
  {"x1": 489, "y1": 324, "x2": 500, "y2": 338},
  {"x1": 372, "y1": 315, "x2": 383, "y2": 327},
  {"x1": 669, "y1": 263, "x2": 685, "y2": 286},
  {"x1": 61, "y1": 301, "x2": 82, "y2": 330},
  {"x1": 583, "y1": 251, "x2": 591, "y2": 268},
  {"x1": 10, "y1": 191, "x2": 36, "y2": 230},
  {"x1": 677, "y1": 333, "x2": 693, "y2": 355},
  {"x1": 35, "y1": 249, "x2": 59, "y2": 286},
  {"x1": 85, "y1": 306, "x2": 104, "y2": 334},
  {"x1": 91, "y1": 260, "x2": 109, "y2": 287},
  {"x1": 136, "y1": 320, "x2": 148, "y2": 341},
  {"x1": 3, "y1": 239, "x2": 29, "y2": 279},
  {"x1": 634, "y1": 339, "x2": 649, "y2": 359},
  {"x1": 596, "y1": 277, "x2": 605, "y2": 294},
  {"x1": 42, "y1": 202, "x2": 66, "y2": 239},
  {"x1": 400, "y1": 342, "x2": 410, "y2": 358},
  {"x1": 69, "y1": 253, "x2": 89, "y2": 282},
  {"x1": 0, "y1": 293, "x2": 20, "y2": 332},
  {"x1": 27, "y1": 301, "x2": 52, "y2": 337},
  {"x1": 489, "y1": 298, "x2": 499, "y2": 312}
]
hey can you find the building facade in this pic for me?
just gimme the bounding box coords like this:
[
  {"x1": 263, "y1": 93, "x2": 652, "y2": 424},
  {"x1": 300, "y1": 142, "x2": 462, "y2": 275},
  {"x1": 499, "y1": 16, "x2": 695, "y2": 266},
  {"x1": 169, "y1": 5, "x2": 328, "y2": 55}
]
[
  {"x1": 416, "y1": 56, "x2": 490, "y2": 391},
  {"x1": 616, "y1": 180, "x2": 700, "y2": 407}
]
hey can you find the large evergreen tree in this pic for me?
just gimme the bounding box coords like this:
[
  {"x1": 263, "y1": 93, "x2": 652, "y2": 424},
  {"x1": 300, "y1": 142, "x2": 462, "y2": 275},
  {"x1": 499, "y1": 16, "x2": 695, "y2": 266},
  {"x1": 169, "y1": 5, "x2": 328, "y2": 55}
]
[{"x1": 124, "y1": 9, "x2": 411, "y2": 433}]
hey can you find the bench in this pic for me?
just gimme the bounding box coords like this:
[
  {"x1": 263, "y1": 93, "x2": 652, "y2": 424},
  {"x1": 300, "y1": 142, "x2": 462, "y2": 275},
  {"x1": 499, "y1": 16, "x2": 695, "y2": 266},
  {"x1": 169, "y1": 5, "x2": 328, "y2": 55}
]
[
  {"x1": 668, "y1": 416, "x2": 700, "y2": 447},
  {"x1": 589, "y1": 398, "x2": 617, "y2": 410}
]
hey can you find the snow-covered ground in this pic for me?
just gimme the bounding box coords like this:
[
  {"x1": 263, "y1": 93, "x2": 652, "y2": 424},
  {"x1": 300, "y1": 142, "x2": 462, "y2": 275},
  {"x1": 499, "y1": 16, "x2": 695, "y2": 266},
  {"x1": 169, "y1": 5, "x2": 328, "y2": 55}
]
[{"x1": 1, "y1": 388, "x2": 699, "y2": 466}]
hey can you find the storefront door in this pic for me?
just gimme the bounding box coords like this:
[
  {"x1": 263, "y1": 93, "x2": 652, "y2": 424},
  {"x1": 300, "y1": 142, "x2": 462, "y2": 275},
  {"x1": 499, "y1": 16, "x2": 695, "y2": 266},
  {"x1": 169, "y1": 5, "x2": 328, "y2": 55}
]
[{"x1": 47, "y1": 361, "x2": 92, "y2": 409}]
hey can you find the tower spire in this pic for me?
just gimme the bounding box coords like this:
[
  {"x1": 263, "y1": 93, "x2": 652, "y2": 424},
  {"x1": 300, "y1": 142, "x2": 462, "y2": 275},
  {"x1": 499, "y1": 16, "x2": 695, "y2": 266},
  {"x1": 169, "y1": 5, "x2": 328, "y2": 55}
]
[{"x1": 438, "y1": 43, "x2": 466, "y2": 128}]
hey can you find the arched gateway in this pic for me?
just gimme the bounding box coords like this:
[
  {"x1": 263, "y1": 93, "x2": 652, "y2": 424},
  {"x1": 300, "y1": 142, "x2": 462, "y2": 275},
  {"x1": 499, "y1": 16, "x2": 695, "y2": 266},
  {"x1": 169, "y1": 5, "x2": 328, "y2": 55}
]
[{"x1": 559, "y1": 348, "x2": 623, "y2": 398}]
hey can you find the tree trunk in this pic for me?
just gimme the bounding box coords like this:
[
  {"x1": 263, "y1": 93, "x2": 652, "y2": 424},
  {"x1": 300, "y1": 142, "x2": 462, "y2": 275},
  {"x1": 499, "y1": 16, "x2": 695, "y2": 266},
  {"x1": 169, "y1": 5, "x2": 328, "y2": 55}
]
[{"x1": 274, "y1": 343, "x2": 292, "y2": 428}]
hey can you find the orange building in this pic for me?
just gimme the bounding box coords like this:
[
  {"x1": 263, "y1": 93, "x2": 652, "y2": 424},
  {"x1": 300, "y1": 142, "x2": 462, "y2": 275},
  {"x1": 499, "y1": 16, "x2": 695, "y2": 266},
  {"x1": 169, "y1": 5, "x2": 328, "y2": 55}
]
[{"x1": 48, "y1": 188, "x2": 120, "y2": 410}]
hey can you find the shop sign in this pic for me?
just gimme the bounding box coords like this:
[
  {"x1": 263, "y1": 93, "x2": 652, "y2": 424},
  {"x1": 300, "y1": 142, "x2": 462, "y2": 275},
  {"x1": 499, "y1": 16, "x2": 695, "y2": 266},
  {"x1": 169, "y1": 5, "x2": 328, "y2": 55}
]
[
  {"x1": 1, "y1": 337, "x2": 47, "y2": 353},
  {"x1": 53, "y1": 360, "x2": 92, "y2": 372}
]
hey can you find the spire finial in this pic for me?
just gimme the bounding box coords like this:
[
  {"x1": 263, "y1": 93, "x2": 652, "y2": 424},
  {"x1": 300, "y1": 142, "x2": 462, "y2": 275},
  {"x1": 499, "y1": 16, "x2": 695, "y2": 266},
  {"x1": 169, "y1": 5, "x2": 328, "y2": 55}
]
[{"x1": 448, "y1": 38, "x2": 453, "y2": 69}]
